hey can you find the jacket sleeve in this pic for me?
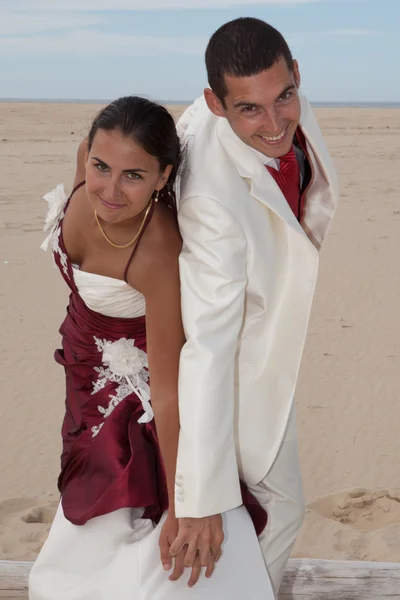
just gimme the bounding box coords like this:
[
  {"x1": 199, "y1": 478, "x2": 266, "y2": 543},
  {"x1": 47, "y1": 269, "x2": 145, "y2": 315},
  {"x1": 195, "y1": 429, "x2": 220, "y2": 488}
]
[{"x1": 174, "y1": 195, "x2": 247, "y2": 517}]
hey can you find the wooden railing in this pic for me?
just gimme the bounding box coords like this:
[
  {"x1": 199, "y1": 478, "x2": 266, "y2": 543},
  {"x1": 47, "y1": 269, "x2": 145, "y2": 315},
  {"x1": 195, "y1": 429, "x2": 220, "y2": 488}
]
[{"x1": 1, "y1": 558, "x2": 400, "y2": 598}]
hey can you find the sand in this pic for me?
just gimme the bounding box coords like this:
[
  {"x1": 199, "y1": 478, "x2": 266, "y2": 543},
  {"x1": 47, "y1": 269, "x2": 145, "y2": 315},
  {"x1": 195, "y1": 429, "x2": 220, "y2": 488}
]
[{"x1": 1, "y1": 101, "x2": 400, "y2": 563}]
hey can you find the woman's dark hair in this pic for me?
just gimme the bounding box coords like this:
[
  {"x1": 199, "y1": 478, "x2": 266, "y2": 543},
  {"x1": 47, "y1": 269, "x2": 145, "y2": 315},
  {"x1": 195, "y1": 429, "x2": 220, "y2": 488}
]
[
  {"x1": 206, "y1": 18, "x2": 294, "y2": 106},
  {"x1": 87, "y1": 96, "x2": 181, "y2": 210}
]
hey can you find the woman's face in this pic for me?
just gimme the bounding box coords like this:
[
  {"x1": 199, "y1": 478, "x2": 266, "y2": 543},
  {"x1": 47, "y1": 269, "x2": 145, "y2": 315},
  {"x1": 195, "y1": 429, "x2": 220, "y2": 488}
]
[{"x1": 85, "y1": 129, "x2": 172, "y2": 224}]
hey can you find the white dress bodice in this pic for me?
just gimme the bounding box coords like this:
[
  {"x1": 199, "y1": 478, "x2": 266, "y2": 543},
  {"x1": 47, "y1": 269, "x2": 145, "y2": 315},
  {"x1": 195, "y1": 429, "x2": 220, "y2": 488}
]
[
  {"x1": 40, "y1": 182, "x2": 146, "y2": 320},
  {"x1": 72, "y1": 267, "x2": 146, "y2": 319}
]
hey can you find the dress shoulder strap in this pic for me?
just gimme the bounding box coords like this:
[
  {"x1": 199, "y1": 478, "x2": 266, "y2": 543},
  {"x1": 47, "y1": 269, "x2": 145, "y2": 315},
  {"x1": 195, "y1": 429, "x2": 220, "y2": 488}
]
[
  {"x1": 69, "y1": 180, "x2": 86, "y2": 200},
  {"x1": 123, "y1": 200, "x2": 156, "y2": 283},
  {"x1": 61, "y1": 180, "x2": 86, "y2": 218}
]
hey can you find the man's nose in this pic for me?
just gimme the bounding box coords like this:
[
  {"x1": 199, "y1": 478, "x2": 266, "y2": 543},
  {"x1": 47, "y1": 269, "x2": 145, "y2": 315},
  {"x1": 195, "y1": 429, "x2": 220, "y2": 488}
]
[{"x1": 261, "y1": 108, "x2": 282, "y2": 135}]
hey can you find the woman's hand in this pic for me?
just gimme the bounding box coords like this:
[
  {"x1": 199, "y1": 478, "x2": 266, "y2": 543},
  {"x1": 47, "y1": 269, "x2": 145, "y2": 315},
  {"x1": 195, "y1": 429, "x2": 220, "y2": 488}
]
[
  {"x1": 159, "y1": 514, "x2": 179, "y2": 573},
  {"x1": 159, "y1": 514, "x2": 221, "y2": 587},
  {"x1": 170, "y1": 515, "x2": 223, "y2": 583}
]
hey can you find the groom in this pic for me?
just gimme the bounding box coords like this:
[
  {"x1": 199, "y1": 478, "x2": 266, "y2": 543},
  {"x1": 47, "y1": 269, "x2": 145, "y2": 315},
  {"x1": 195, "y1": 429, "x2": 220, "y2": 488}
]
[{"x1": 169, "y1": 17, "x2": 339, "y2": 594}]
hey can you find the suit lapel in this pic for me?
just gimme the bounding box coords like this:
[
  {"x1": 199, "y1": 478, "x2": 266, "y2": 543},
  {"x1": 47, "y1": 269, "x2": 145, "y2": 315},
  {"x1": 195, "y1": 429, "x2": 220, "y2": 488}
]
[
  {"x1": 216, "y1": 115, "x2": 308, "y2": 241},
  {"x1": 297, "y1": 91, "x2": 339, "y2": 249},
  {"x1": 250, "y1": 167, "x2": 305, "y2": 237},
  {"x1": 298, "y1": 97, "x2": 339, "y2": 207}
]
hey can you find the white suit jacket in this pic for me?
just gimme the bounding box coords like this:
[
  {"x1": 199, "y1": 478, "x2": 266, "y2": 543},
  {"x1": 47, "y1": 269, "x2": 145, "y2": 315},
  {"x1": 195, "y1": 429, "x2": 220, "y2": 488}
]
[{"x1": 174, "y1": 91, "x2": 339, "y2": 518}]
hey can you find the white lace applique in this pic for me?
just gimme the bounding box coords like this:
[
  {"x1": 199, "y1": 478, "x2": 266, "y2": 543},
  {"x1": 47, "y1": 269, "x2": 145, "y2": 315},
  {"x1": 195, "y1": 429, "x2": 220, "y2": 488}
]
[
  {"x1": 40, "y1": 184, "x2": 70, "y2": 279},
  {"x1": 91, "y1": 337, "x2": 152, "y2": 438},
  {"x1": 52, "y1": 225, "x2": 70, "y2": 278}
]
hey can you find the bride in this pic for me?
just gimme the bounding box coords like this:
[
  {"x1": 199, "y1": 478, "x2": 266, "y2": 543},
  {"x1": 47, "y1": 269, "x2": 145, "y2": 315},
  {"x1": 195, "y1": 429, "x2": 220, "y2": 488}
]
[{"x1": 28, "y1": 95, "x2": 274, "y2": 599}]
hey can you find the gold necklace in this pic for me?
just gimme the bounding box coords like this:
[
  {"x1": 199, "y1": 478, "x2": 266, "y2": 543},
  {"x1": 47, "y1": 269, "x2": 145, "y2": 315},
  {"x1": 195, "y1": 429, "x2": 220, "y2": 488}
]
[{"x1": 94, "y1": 198, "x2": 153, "y2": 249}]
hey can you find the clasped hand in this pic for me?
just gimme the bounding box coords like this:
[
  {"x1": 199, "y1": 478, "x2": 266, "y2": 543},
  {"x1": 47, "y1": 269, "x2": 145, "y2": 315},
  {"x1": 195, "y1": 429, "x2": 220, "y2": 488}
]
[{"x1": 159, "y1": 514, "x2": 224, "y2": 587}]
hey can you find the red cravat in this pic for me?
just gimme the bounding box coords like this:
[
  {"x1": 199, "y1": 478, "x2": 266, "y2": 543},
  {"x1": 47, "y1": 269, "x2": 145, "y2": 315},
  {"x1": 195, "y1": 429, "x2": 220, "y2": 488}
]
[{"x1": 266, "y1": 146, "x2": 301, "y2": 219}]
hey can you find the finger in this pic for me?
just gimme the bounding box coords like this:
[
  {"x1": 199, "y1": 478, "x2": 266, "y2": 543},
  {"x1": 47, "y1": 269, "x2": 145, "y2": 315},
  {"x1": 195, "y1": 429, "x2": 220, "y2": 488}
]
[
  {"x1": 159, "y1": 531, "x2": 173, "y2": 572},
  {"x1": 213, "y1": 547, "x2": 222, "y2": 562},
  {"x1": 183, "y1": 541, "x2": 199, "y2": 568},
  {"x1": 205, "y1": 555, "x2": 216, "y2": 579},
  {"x1": 211, "y1": 533, "x2": 224, "y2": 563},
  {"x1": 199, "y1": 544, "x2": 212, "y2": 567},
  {"x1": 198, "y1": 531, "x2": 212, "y2": 566},
  {"x1": 169, "y1": 534, "x2": 187, "y2": 558},
  {"x1": 188, "y1": 557, "x2": 203, "y2": 588},
  {"x1": 214, "y1": 530, "x2": 224, "y2": 550},
  {"x1": 211, "y1": 542, "x2": 223, "y2": 563},
  {"x1": 169, "y1": 550, "x2": 185, "y2": 582}
]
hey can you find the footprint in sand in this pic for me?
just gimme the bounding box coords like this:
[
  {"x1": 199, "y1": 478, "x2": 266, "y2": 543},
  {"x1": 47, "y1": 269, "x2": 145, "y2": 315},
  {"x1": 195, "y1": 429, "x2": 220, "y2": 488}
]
[
  {"x1": 309, "y1": 488, "x2": 400, "y2": 532},
  {"x1": 21, "y1": 506, "x2": 55, "y2": 524},
  {"x1": 19, "y1": 505, "x2": 57, "y2": 556},
  {"x1": 0, "y1": 497, "x2": 58, "y2": 560}
]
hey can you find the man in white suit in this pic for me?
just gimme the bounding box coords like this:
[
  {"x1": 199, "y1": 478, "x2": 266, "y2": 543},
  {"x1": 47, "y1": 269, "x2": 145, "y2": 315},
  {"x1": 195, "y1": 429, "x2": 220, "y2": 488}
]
[{"x1": 168, "y1": 17, "x2": 339, "y2": 595}]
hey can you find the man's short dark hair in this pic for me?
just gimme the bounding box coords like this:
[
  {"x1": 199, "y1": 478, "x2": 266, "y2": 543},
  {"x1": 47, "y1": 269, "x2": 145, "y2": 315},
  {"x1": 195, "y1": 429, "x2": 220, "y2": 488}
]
[{"x1": 205, "y1": 17, "x2": 294, "y2": 105}]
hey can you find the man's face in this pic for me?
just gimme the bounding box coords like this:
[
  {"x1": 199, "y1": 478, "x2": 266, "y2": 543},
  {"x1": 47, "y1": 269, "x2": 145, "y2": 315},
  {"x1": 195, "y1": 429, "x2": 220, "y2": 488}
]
[{"x1": 205, "y1": 57, "x2": 301, "y2": 159}]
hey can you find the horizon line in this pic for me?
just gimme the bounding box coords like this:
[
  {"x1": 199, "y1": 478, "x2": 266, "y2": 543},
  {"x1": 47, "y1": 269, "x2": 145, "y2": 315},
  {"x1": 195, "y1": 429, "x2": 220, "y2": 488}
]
[{"x1": 1, "y1": 97, "x2": 399, "y2": 107}]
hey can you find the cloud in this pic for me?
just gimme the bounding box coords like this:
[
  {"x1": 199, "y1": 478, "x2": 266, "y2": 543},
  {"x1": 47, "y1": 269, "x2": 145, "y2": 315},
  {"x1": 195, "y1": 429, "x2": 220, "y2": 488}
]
[
  {"x1": 5, "y1": 0, "x2": 323, "y2": 10},
  {"x1": 0, "y1": 19, "x2": 375, "y2": 59},
  {"x1": 0, "y1": 11, "x2": 104, "y2": 35},
  {"x1": 327, "y1": 28, "x2": 373, "y2": 36},
  {"x1": 0, "y1": 29, "x2": 207, "y2": 57},
  {"x1": 289, "y1": 28, "x2": 375, "y2": 43}
]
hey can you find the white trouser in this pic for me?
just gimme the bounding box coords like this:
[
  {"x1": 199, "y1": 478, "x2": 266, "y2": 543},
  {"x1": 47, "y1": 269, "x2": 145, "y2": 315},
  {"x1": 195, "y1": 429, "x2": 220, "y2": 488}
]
[
  {"x1": 29, "y1": 505, "x2": 274, "y2": 600},
  {"x1": 247, "y1": 405, "x2": 305, "y2": 597}
]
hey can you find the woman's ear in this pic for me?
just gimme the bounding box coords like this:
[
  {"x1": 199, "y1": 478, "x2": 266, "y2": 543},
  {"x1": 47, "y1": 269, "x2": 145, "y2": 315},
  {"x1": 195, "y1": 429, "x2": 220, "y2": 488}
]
[
  {"x1": 157, "y1": 164, "x2": 173, "y2": 190},
  {"x1": 73, "y1": 137, "x2": 89, "y2": 188}
]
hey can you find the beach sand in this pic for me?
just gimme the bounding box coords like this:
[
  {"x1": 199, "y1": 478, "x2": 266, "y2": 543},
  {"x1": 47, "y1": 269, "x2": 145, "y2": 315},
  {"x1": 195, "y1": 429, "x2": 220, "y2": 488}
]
[{"x1": 1, "y1": 101, "x2": 400, "y2": 562}]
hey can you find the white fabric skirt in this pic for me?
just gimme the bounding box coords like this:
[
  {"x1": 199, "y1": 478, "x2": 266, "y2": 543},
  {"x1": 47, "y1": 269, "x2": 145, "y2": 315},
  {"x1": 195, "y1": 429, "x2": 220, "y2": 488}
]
[{"x1": 29, "y1": 504, "x2": 274, "y2": 599}]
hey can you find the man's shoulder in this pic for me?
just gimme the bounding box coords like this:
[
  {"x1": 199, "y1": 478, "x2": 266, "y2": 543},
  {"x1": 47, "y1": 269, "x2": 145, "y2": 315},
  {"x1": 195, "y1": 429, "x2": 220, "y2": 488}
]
[
  {"x1": 176, "y1": 95, "x2": 254, "y2": 216},
  {"x1": 177, "y1": 96, "x2": 213, "y2": 140},
  {"x1": 178, "y1": 137, "x2": 241, "y2": 212},
  {"x1": 178, "y1": 103, "x2": 239, "y2": 205}
]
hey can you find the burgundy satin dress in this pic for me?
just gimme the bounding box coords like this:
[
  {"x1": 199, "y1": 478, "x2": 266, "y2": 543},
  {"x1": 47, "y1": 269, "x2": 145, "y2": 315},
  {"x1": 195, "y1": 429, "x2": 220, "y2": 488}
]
[{"x1": 52, "y1": 182, "x2": 267, "y2": 534}]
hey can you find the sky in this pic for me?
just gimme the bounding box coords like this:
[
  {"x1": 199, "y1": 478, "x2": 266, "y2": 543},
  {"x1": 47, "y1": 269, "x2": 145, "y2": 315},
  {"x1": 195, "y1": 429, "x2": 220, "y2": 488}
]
[{"x1": 0, "y1": 0, "x2": 398, "y2": 103}]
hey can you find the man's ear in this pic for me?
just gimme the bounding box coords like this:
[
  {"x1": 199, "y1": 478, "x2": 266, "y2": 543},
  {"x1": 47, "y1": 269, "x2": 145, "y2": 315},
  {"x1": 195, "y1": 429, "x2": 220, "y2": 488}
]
[
  {"x1": 293, "y1": 59, "x2": 301, "y2": 89},
  {"x1": 204, "y1": 88, "x2": 226, "y2": 118}
]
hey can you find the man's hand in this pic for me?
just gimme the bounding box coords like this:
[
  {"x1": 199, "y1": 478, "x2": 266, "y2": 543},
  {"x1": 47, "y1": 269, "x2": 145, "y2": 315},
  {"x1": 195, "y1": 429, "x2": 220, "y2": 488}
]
[
  {"x1": 158, "y1": 516, "x2": 214, "y2": 587},
  {"x1": 159, "y1": 514, "x2": 221, "y2": 587},
  {"x1": 169, "y1": 515, "x2": 224, "y2": 583}
]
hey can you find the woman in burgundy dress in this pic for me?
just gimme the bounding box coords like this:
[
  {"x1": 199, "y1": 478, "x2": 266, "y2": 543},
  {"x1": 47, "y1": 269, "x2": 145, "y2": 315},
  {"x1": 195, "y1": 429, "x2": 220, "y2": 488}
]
[{"x1": 28, "y1": 96, "x2": 273, "y2": 600}]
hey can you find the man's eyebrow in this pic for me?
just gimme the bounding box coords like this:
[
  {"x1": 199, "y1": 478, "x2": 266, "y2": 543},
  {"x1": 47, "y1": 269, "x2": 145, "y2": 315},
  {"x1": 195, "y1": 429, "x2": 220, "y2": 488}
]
[
  {"x1": 233, "y1": 85, "x2": 296, "y2": 109},
  {"x1": 233, "y1": 101, "x2": 260, "y2": 109},
  {"x1": 275, "y1": 84, "x2": 296, "y2": 100}
]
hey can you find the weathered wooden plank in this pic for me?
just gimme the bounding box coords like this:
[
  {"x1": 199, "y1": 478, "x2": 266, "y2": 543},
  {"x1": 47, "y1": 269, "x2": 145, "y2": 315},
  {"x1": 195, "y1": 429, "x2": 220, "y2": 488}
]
[
  {"x1": 1, "y1": 558, "x2": 400, "y2": 598},
  {"x1": 0, "y1": 561, "x2": 29, "y2": 599},
  {"x1": 280, "y1": 559, "x2": 400, "y2": 598}
]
